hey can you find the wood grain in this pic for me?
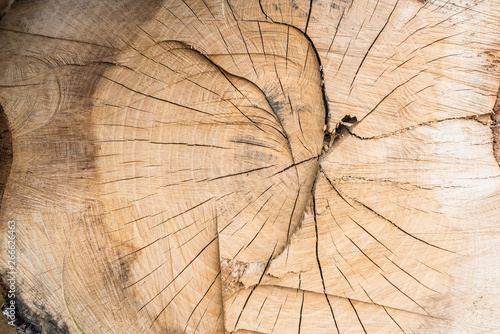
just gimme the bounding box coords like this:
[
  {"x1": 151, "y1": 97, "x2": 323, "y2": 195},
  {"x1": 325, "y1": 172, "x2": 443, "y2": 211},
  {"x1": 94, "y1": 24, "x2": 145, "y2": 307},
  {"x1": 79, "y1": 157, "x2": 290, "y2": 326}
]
[{"x1": 0, "y1": 0, "x2": 499, "y2": 333}]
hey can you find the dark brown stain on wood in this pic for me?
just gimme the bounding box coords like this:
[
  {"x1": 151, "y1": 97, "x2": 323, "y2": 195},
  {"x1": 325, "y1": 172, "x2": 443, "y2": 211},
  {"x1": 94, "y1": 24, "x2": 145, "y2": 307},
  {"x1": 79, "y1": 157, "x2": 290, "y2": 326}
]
[
  {"x1": 0, "y1": 105, "x2": 12, "y2": 212},
  {"x1": 0, "y1": 281, "x2": 70, "y2": 334}
]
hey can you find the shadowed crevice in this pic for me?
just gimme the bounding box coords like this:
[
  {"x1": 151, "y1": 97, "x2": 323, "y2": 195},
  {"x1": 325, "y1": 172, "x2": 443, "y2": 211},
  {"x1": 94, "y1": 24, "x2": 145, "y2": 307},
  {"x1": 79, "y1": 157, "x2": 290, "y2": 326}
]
[
  {"x1": 493, "y1": 86, "x2": 500, "y2": 167},
  {"x1": 0, "y1": 104, "x2": 12, "y2": 211},
  {"x1": 0, "y1": 0, "x2": 14, "y2": 19}
]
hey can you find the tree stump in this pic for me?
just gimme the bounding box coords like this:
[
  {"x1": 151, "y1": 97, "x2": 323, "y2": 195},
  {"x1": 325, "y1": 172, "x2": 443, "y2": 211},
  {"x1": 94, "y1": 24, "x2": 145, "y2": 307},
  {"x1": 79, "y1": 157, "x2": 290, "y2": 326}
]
[{"x1": 1, "y1": 0, "x2": 499, "y2": 333}]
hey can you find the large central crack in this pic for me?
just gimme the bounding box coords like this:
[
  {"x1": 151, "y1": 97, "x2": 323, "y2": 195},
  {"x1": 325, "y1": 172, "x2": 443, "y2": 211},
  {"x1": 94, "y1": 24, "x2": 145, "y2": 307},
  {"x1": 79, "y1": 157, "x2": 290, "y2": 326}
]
[
  {"x1": 223, "y1": 3, "x2": 466, "y2": 331},
  {"x1": 221, "y1": 2, "x2": 357, "y2": 315}
]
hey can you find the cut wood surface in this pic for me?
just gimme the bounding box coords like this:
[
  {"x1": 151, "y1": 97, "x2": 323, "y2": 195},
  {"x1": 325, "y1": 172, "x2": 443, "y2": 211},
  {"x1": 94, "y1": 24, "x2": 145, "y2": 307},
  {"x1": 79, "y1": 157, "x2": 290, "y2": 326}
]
[{"x1": 0, "y1": 0, "x2": 499, "y2": 333}]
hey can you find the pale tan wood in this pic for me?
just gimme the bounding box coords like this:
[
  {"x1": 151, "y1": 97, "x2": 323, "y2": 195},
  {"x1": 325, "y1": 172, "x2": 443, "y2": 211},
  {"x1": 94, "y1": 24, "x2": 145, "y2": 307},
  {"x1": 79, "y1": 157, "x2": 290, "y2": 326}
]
[{"x1": 0, "y1": 0, "x2": 499, "y2": 333}]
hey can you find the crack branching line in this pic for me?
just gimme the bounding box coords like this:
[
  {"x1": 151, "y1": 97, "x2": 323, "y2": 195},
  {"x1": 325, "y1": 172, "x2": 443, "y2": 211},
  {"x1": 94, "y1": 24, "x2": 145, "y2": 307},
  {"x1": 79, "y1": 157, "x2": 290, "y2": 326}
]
[
  {"x1": 348, "y1": 114, "x2": 494, "y2": 140},
  {"x1": 313, "y1": 193, "x2": 340, "y2": 333},
  {"x1": 322, "y1": 170, "x2": 456, "y2": 254},
  {"x1": 304, "y1": 0, "x2": 313, "y2": 33},
  {"x1": 350, "y1": 0, "x2": 400, "y2": 88},
  {"x1": 257, "y1": 3, "x2": 330, "y2": 128},
  {"x1": 348, "y1": 298, "x2": 368, "y2": 334},
  {"x1": 233, "y1": 243, "x2": 278, "y2": 330},
  {"x1": 138, "y1": 236, "x2": 218, "y2": 313},
  {"x1": 492, "y1": 85, "x2": 500, "y2": 167}
]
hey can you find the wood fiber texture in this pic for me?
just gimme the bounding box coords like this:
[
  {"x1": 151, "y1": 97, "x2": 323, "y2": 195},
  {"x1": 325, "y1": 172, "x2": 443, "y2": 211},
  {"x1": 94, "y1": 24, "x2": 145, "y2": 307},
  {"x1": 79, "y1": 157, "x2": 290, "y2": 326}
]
[{"x1": 0, "y1": 0, "x2": 499, "y2": 333}]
